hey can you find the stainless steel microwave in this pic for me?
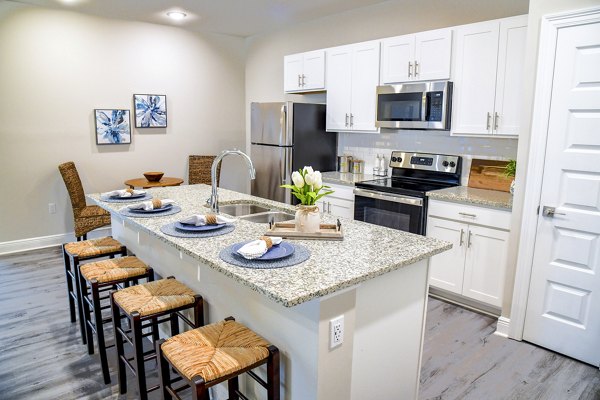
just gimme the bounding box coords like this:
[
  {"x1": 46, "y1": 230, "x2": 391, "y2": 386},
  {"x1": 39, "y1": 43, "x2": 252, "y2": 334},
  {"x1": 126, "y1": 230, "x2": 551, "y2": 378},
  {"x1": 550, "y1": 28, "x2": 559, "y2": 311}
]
[{"x1": 375, "y1": 81, "x2": 453, "y2": 130}]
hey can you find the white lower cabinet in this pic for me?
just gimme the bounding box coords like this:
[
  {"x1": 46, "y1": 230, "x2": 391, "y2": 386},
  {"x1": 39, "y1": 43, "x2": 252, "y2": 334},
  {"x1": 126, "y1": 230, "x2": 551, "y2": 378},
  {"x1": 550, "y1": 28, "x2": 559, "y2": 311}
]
[
  {"x1": 318, "y1": 182, "x2": 355, "y2": 220},
  {"x1": 427, "y1": 200, "x2": 510, "y2": 308}
]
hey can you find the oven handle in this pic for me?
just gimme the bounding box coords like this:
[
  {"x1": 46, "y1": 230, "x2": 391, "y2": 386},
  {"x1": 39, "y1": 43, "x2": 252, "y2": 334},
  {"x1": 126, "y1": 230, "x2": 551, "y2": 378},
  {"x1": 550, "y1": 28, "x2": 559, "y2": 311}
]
[{"x1": 353, "y1": 188, "x2": 423, "y2": 207}]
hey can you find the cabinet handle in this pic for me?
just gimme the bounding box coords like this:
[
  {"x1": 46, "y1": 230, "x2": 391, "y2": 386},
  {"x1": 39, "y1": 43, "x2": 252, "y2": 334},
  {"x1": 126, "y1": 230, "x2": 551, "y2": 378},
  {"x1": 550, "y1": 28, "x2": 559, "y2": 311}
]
[
  {"x1": 486, "y1": 112, "x2": 491, "y2": 130},
  {"x1": 467, "y1": 230, "x2": 473, "y2": 248},
  {"x1": 459, "y1": 228, "x2": 464, "y2": 247},
  {"x1": 301, "y1": 74, "x2": 306, "y2": 86},
  {"x1": 414, "y1": 60, "x2": 419, "y2": 77},
  {"x1": 328, "y1": 202, "x2": 331, "y2": 214},
  {"x1": 350, "y1": 113, "x2": 354, "y2": 127},
  {"x1": 459, "y1": 212, "x2": 477, "y2": 218},
  {"x1": 298, "y1": 74, "x2": 302, "y2": 87},
  {"x1": 408, "y1": 61, "x2": 413, "y2": 78},
  {"x1": 345, "y1": 113, "x2": 349, "y2": 127},
  {"x1": 494, "y1": 112, "x2": 499, "y2": 130}
]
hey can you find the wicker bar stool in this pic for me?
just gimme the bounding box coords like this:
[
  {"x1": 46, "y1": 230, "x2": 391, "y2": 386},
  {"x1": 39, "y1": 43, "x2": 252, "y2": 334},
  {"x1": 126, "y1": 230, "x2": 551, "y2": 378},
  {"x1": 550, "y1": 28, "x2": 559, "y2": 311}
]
[
  {"x1": 63, "y1": 236, "x2": 127, "y2": 344},
  {"x1": 110, "y1": 277, "x2": 204, "y2": 400},
  {"x1": 188, "y1": 155, "x2": 221, "y2": 185},
  {"x1": 156, "y1": 317, "x2": 280, "y2": 400},
  {"x1": 79, "y1": 256, "x2": 154, "y2": 384}
]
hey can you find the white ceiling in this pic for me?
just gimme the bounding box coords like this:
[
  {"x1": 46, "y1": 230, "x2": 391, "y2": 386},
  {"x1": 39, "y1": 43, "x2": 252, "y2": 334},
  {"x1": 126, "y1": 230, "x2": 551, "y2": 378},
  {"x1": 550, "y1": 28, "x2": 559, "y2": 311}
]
[{"x1": 8, "y1": 0, "x2": 393, "y2": 37}]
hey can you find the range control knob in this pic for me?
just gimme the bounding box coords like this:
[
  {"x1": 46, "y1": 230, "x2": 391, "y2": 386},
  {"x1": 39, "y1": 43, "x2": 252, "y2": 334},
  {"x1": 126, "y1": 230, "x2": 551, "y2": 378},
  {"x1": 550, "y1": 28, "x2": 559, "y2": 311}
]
[
  {"x1": 391, "y1": 156, "x2": 398, "y2": 162},
  {"x1": 442, "y1": 161, "x2": 449, "y2": 167},
  {"x1": 397, "y1": 157, "x2": 402, "y2": 163},
  {"x1": 449, "y1": 161, "x2": 456, "y2": 168}
]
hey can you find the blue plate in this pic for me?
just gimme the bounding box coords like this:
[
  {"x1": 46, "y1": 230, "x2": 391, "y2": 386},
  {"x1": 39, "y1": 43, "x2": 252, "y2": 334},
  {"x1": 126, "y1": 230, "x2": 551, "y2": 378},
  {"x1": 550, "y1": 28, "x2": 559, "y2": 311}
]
[
  {"x1": 111, "y1": 192, "x2": 146, "y2": 199},
  {"x1": 232, "y1": 241, "x2": 295, "y2": 261},
  {"x1": 129, "y1": 204, "x2": 173, "y2": 214},
  {"x1": 174, "y1": 222, "x2": 227, "y2": 232}
]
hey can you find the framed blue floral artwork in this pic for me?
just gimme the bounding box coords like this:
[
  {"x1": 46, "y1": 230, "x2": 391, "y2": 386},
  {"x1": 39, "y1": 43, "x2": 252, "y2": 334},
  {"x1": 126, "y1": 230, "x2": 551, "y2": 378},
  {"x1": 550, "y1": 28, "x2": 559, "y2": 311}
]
[
  {"x1": 134, "y1": 94, "x2": 167, "y2": 128},
  {"x1": 94, "y1": 109, "x2": 131, "y2": 145}
]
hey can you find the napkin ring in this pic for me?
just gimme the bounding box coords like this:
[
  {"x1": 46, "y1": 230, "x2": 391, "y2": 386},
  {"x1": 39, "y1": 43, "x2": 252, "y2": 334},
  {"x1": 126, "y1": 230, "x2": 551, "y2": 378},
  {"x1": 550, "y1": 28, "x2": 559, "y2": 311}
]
[
  {"x1": 205, "y1": 214, "x2": 218, "y2": 225},
  {"x1": 126, "y1": 188, "x2": 134, "y2": 194},
  {"x1": 260, "y1": 236, "x2": 273, "y2": 249},
  {"x1": 151, "y1": 199, "x2": 162, "y2": 209}
]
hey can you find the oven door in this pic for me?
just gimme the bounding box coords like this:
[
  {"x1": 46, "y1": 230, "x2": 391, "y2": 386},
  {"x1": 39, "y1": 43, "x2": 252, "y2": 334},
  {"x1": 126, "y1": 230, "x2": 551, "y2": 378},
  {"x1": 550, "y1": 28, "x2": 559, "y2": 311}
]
[{"x1": 353, "y1": 188, "x2": 424, "y2": 234}]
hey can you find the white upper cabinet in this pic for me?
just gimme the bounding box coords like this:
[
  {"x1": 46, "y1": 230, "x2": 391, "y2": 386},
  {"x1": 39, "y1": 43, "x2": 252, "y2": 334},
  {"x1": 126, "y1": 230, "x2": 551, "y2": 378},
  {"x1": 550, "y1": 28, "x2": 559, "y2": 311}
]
[
  {"x1": 451, "y1": 15, "x2": 527, "y2": 137},
  {"x1": 326, "y1": 41, "x2": 380, "y2": 133},
  {"x1": 284, "y1": 50, "x2": 325, "y2": 93},
  {"x1": 380, "y1": 28, "x2": 452, "y2": 84}
]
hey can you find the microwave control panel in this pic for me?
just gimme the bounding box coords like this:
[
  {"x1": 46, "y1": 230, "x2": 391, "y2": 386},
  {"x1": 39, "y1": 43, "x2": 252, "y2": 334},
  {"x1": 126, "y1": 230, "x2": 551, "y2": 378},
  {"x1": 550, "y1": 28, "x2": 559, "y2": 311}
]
[{"x1": 426, "y1": 92, "x2": 444, "y2": 122}]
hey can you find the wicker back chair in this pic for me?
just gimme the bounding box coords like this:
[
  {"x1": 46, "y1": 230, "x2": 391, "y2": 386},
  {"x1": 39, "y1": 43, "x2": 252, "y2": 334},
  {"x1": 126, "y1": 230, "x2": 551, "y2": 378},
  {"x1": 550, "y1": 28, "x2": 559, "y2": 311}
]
[
  {"x1": 58, "y1": 161, "x2": 111, "y2": 240},
  {"x1": 188, "y1": 155, "x2": 221, "y2": 186}
]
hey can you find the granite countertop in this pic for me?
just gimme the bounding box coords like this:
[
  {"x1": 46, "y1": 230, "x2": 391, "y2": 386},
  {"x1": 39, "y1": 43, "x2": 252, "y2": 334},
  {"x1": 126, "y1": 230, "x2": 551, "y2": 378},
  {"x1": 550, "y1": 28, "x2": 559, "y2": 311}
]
[
  {"x1": 88, "y1": 185, "x2": 450, "y2": 307},
  {"x1": 427, "y1": 186, "x2": 513, "y2": 210},
  {"x1": 321, "y1": 171, "x2": 377, "y2": 186}
]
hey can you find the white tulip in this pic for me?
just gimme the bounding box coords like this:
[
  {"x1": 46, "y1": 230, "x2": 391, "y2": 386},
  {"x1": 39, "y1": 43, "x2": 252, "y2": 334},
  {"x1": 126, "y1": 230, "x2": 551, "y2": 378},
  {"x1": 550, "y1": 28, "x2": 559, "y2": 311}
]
[
  {"x1": 313, "y1": 171, "x2": 323, "y2": 189},
  {"x1": 303, "y1": 166, "x2": 314, "y2": 175},
  {"x1": 291, "y1": 171, "x2": 304, "y2": 188},
  {"x1": 304, "y1": 172, "x2": 316, "y2": 186}
]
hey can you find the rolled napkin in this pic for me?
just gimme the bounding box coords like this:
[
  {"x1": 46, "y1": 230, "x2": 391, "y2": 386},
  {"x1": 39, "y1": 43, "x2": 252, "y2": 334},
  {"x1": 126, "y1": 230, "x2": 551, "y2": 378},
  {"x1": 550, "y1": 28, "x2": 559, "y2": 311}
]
[
  {"x1": 237, "y1": 236, "x2": 283, "y2": 260},
  {"x1": 179, "y1": 214, "x2": 236, "y2": 226},
  {"x1": 126, "y1": 198, "x2": 175, "y2": 211},
  {"x1": 102, "y1": 188, "x2": 145, "y2": 198}
]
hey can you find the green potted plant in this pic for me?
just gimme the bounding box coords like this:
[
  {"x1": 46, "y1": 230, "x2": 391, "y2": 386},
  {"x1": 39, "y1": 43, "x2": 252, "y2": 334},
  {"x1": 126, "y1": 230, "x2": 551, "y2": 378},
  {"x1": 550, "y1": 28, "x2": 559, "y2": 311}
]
[
  {"x1": 505, "y1": 159, "x2": 516, "y2": 194},
  {"x1": 281, "y1": 167, "x2": 334, "y2": 233}
]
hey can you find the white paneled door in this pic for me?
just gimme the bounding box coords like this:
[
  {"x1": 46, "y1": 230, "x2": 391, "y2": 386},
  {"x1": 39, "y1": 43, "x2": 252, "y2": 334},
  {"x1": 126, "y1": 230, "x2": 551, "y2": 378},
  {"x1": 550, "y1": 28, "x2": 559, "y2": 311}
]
[{"x1": 523, "y1": 21, "x2": 600, "y2": 366}]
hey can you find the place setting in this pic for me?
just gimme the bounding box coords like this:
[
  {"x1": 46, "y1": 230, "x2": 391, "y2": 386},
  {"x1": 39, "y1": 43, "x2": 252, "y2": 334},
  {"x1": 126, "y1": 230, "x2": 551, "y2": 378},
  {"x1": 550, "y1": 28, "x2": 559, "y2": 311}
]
[
  {"x1": 219, "y1": 235, "x2": 310, "y2": 269},
  {"x1": 119, "y1": 198, "x2": 181, "y2": 217},
  {"x1": 160, "y1": 213, "x2": 236, "y2": 238},
  {"x1": 99, "y1": 188, "x2": 152, "y2": 203}
]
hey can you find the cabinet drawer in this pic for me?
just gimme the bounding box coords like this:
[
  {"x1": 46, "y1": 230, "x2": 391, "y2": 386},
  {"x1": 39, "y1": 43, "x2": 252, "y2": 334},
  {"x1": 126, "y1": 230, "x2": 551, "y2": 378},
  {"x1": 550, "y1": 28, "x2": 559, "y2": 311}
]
[
  {"x1": 428, "y1": 199, "x2": 511, "y2": 230},
  {"x1": 326, "y1": 183, "x2": 355, "y2": 201}
]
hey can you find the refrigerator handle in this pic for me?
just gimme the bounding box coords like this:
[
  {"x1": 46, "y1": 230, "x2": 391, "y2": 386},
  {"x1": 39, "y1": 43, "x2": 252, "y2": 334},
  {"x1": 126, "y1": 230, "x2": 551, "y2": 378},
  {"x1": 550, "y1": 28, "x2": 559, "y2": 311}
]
[{"x1": 280, "y1": 105, "x2": 287, "y2": 145}]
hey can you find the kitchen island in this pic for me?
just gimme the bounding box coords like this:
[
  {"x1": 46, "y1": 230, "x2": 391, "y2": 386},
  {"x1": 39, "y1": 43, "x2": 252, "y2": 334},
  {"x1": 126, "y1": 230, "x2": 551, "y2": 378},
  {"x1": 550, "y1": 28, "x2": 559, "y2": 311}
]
[{"x1": 89, "y1": 184, "x2": 450, "y2": 400}]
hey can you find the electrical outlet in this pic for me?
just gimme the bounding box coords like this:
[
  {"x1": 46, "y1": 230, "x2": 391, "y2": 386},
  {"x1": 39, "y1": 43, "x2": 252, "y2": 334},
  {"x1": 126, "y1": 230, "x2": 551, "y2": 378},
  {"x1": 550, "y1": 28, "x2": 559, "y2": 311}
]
[
  {"x1": 330, "y1": 315, "x2": 344, "y2": 349},
  {"x1": 48, "y1": 203, "x2": 56, "y2": 214}
]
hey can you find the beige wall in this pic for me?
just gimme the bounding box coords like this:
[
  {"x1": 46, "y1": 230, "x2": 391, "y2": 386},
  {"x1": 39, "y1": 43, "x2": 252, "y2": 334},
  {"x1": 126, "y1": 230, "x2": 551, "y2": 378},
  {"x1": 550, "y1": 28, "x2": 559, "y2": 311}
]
[
  {"x1": 0, "y1": 3, "x2": 246, "y2": 242},
  {"x1": 502, "y1": 0, "x2": 600, "y2": 318}
]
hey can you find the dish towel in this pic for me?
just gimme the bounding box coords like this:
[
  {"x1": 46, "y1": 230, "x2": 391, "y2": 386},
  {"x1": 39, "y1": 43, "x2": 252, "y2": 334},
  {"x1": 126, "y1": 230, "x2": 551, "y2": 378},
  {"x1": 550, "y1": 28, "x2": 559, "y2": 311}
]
[
  {"x1": 237, "y1": 236, "x2": 283, "y2": 260},
  {"x1": 179, "y1": 214, "x2": 236, "y2": 226},
  {"x1": 125, "y1": 199, "x2": 175, "y2": 211},
  {"x1": 102, "y1": 189, "x2": 145, "y2": 197}
]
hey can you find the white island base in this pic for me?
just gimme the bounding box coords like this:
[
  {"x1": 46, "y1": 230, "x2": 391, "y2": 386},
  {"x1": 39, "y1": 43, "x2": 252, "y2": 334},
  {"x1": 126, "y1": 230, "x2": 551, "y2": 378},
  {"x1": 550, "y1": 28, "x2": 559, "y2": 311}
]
[{"x1": 112, "y1": 215, "x2": 430, "y2": 400}]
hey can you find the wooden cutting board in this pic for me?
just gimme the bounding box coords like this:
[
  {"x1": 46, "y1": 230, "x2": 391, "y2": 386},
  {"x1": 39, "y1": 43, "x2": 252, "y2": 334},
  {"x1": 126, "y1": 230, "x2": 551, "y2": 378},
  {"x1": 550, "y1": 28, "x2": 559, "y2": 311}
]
[{"x1": 468, "y1": 159, "x2": 512, "y2": 192}]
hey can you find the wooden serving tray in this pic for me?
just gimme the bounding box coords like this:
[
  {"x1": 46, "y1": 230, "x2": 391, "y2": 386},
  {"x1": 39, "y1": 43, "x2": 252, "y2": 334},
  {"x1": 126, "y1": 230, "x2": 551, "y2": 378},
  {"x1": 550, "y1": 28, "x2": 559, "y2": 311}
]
[
  {"x1": 264, "y1": 221, "x2": 344, "y2": 241},
  {"x1": 468, "y1": 159, "x2": 512, "y2": 192}
]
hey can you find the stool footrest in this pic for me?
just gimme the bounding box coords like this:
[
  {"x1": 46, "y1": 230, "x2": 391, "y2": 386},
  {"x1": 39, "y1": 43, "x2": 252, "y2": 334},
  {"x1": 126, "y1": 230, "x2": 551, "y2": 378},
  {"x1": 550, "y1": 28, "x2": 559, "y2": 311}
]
[{"x1": 247, "y1": 370, "x2": 268, "y2": 389}]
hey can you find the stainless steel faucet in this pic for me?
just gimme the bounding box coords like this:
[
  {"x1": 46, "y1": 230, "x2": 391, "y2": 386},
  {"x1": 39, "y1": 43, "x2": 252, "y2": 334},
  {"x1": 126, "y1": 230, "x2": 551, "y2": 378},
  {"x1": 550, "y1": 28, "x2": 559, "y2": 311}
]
[{"x1": 208, "y1": 149, "x2": 256, "y2": 213}]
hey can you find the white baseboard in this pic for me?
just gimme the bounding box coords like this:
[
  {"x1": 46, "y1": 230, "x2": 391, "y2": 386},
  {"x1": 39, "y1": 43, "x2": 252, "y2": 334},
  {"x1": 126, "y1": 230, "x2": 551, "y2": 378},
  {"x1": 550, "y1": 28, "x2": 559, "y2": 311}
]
[
  {"x1": 0, "y1": 227, "x2": 112, "y2": 256},
  {"x1": 494, "y1": 316, "x2": 511, "y2": 338}
]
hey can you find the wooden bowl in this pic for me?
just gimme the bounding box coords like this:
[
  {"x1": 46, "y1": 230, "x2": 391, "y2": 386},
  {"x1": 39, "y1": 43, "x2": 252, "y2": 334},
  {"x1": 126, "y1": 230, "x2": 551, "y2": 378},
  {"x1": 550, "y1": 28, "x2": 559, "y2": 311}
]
[{"x1": 143, "y1": 171, "x2": 164, "y2": 182}]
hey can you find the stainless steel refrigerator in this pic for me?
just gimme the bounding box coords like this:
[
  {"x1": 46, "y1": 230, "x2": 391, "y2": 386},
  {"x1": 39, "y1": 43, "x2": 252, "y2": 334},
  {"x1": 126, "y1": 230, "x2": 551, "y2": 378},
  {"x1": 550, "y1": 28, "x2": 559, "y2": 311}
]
[{"x1": 250, "y1": 102, "x2": 337, "y2": 204}]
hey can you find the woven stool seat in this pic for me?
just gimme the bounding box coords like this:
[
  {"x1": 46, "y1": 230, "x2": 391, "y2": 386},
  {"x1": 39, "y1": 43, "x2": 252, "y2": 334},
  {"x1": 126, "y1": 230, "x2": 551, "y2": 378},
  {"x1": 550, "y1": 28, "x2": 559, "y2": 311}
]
[
  {"x1": 64, "y1": 237, "x2": 123, "y2": 258},
  {"x1": 161, "y1": 320, "x2": 270, "y2": 382},
  {"x1": 113, "y1": 278, "x2": 196, "y2": 317},
  {"x1": 80, "y1": 256, "x2": 149, "y2": 283}
]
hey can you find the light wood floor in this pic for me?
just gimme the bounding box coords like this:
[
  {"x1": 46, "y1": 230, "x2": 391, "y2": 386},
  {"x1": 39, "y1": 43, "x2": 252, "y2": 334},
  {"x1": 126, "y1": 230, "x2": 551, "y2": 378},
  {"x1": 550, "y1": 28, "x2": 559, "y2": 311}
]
[{"x1": 0, "y1": 247, "x2": 599, "y2": 400}]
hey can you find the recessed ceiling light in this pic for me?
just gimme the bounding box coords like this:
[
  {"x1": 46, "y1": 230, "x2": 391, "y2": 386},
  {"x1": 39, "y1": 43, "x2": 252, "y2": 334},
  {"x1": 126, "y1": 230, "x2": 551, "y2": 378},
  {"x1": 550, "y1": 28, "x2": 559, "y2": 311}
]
[{"x1": 166, "y1": 11, "x2": 187, "y2": 20}]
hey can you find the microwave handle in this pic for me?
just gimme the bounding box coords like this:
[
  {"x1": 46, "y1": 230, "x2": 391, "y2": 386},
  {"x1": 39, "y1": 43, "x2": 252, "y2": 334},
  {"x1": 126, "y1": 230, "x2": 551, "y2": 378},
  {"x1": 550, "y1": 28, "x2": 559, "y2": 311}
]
[{"x1": 421, "y1": 92, "x2": 428, "y2": 123}]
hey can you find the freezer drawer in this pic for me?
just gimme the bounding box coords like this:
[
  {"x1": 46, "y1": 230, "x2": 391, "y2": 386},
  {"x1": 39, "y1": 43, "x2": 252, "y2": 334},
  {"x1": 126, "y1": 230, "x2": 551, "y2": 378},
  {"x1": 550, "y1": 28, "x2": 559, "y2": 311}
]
[{"x1": 250, "y1": 144, "x2": 292, "y2": 204}]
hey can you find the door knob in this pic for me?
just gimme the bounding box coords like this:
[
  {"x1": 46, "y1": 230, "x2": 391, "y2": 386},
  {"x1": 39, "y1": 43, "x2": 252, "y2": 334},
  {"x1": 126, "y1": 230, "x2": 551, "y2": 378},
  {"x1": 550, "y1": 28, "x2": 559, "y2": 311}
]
[{"x1": 542, "y1": 206, "x2": 566, "y2": 217}]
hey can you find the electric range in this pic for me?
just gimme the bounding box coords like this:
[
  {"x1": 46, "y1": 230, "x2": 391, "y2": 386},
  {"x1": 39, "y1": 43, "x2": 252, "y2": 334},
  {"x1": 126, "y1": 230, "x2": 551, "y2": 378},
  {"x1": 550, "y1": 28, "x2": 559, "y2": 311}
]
[{"x1": 354, "y1": 151, "x2": 462, "y2": 235}]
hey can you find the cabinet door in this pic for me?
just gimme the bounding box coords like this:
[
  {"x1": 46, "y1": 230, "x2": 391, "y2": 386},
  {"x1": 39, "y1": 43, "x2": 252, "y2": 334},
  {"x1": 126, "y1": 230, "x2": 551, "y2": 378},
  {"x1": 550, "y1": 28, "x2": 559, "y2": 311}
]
[
  {"x1": 380, "y1": 34, "x2": 414, "y2": 84},
  {"x1": 350, "y1": 41, "x2": 380, "y2": 132},
  {"x1": 427, "y1": 217, "x2": 468, "y2": 294},
  {"x1": 328, "y1": 197, "x2": 355, "y2": 220},
  {"x1": 452, "y1": 21, "x2": 500, "y2": 135},
  {"x1": 414, "y1": 29, "x2": 452, "y2": 81},
  {"x1": 326, "y1": 46, "x2": 353, "y2": 131},
  {"x1": 284, "y1": 54, "x2": 303, "y2": 92},
  {"x1": 493, "y1": 16, "x2": 527, "y2": 136},
  {"x1": 462, "y1": 225, "x2": 509, "y2": 307},
  {"x1": 302, "y1": 50, "x2": 325, "y2": 91}
]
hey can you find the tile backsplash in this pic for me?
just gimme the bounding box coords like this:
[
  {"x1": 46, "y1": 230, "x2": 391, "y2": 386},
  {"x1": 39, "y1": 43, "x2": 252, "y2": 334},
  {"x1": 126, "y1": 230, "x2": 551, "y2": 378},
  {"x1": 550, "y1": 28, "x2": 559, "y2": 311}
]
[{"x1": 337, "y1": 131, "x2": 518, "y2": 184}]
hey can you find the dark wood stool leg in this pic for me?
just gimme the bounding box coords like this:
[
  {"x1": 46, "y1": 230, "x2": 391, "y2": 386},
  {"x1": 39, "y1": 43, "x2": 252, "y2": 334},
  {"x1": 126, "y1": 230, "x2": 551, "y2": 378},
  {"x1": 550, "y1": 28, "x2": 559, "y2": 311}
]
[
  {"x1": 111, "y1": 291, "x2": 127, "y2": 394},
  {"x1": 228, "y1": 377, "x2": 240, "y2": 400},
  {"x1": 267, "y1": 345, "x2": 280, "y2": 400},
  {"x1": 62, "y1": 245, "x2": 76, "y2": 323},
  {"x1": 80, "y1": 274, "x2": 94, "y2": 355},
  {"x1": 193, "y1": 295, "x2": 204, "y2": 328},
  {"x1": 170, "y1": 312, "x2": 180, "y2": 337},
  {"x1": 156, "y1": 339, "x2": 173, "y2": 400},
  {"x1": 73, "y1": 256, "x2": 87, "y2": 345},
  {"x1": 191, "y1": 376, "x2": 210, "y2": 400},
  {"x1": 91, "y1": 279, "x2": 110, "y2": 384},
  {"x1": 132, "y1": 311, "x2": 148, "y2": 400}
]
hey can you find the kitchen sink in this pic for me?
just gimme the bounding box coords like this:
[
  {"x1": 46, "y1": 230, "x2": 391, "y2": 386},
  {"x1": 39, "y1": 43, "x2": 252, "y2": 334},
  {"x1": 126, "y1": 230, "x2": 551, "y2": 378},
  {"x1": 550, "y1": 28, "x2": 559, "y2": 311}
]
[
  {"x1": 218, "y1": 203, "x2": 270, "y2": 216},
  {"x1": 239, "y1": 211, "x2": 295, "y2": 224}
]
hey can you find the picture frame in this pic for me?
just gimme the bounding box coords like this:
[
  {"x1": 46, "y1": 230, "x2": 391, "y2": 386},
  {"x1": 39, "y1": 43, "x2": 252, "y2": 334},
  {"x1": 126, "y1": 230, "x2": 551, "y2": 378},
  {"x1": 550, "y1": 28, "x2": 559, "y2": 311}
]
[
  {"x1": 94, "y1": 109, "x2": 131, "y2": 145},
  {"x1": 133, "y1": 94, "x2": 167, "y2": 128}
]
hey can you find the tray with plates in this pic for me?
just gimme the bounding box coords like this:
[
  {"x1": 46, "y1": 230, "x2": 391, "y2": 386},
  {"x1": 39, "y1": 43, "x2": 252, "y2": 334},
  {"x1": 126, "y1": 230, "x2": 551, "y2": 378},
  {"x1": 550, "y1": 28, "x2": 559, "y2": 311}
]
[
  {"x1": 219, "y1": 241, "x2": 310, "y2": 269},
  {"x1": 231, "y1": 241, "x2": 295, "y2": 261}
]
